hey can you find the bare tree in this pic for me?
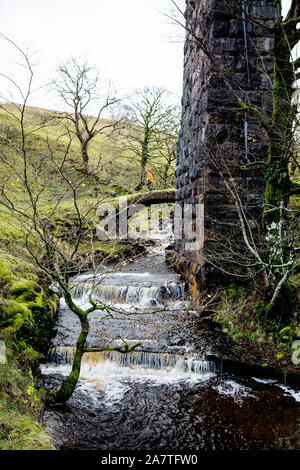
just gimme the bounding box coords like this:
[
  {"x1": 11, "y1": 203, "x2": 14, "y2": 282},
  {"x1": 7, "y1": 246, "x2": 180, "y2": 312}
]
[
  {"x1": 120, "y1": 86, "x2": 179, "y2": 190},
  {"x1": 155, "y1": 105, "x2": 180, "y2": 187},
  {"x1": 53, "y1": 57, "x2": 120, "y2": 178}
]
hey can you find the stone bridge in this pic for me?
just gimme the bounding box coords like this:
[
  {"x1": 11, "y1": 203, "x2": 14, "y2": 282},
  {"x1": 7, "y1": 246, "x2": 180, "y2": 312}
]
[{"x1": 126, "y1": 189, "x2": 175, "y2": 208}]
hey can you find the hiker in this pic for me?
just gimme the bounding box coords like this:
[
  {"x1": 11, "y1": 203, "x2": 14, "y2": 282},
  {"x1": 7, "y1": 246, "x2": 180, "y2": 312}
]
[{"x1": 145, "y1": 168, "x2": 153, "y2": 191}]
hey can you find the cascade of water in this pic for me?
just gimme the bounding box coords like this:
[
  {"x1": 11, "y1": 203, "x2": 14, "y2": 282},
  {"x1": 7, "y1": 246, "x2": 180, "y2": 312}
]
[
  {"x1": 45, "y1": 346, "x2": 220, "y2": 379},
  {"x1": 42, "y1": 217, "x2": 215, "y2": 384},
  {"x1": 70, "y1": 281, "x2": 186, "y2": 306}
]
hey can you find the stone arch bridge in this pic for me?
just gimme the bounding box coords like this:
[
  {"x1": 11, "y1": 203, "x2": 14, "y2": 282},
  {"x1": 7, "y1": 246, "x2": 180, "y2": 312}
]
[{"x1": 126, "y1": 190, "x2": 175, "y2": 208}]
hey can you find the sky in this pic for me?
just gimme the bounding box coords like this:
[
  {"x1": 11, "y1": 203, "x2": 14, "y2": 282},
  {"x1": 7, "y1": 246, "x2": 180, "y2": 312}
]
[
  {"x1": 0, "y1": 0, "x2": 293, "y2": 113},
  {"x1": 0, "y1": 0, "x2": 184, "y2": 112}
]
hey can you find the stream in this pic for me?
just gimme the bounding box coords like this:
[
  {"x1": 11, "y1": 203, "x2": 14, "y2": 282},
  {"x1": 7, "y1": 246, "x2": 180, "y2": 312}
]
[{"x1": 40, "y1": 219, "x2": 300, "y2": 451}]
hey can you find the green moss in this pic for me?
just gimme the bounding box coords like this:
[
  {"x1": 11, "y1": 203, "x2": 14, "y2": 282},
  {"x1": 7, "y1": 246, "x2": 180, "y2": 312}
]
[
  {"x1": 232, "y1": 332, "x2": 244, "y2": 342},
  {"x1": 211, "y1": 283, "x2": 299, "y2": 366},
  {"x1": 0, "y1": 410, "x2": 55, "y2": 450},
  {"x1": 10, "y1": 280, "x2": 42, "y2": 296},
  {"x1": 265, "y1": 304, "x2": 272, "y2": 316},
  {"x1": 0, "y1": 254, "x2": 58, "y2": 364},
  {"x1": 0, "y1": 253, "x2": 58, "y2": 448},
  {"x1": 0, "y1": 260, "x2": 17, "y2": 283},
  {"x1": 278, "y1": 326, "x2": 293, "y2": 340},
  {"x1": 8, "y1": 281, "x2": 44, "y2": 315},
  {"x1": 226, "y1": 282, "x2": 244, "y2": 299},
  {"x1": 5, "y1": 300, "x2": 32, "y2": 321},
  {"x1": 295, "y1": 327, "x2": 300, "y2": 339}
]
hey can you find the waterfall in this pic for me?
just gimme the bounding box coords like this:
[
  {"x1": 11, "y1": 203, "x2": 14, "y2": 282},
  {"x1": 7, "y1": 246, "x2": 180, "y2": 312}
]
[
  {"x1": 42, "y1": 218, "x2": 218, "y2": 390},
  {"x1": 45, "y1": 346, "x2": 220, "y2": 379},
  {"x1": 70, "y1": 281, "x2": 186, "y2": 306}
]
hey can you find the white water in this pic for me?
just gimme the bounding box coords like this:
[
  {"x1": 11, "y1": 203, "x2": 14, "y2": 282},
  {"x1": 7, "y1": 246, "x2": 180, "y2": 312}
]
[
  {"x1": 214, "y1": 380, "x2": 258, "y2": 406},
  {"x1": 70, "y1": 282, "x2": 185, "y2": 307},
  {"x1": 276, "y1": 384, "x2": 300, "y2": 403},
  {"x1": 41, "y1": 347, "x2": 219, "y2": 387},
  {"x1": 41, "y1": 219, "x2": 221, "y2": 398}
]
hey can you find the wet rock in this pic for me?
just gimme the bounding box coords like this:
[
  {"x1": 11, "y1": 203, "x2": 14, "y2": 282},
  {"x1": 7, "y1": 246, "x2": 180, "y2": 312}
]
[{"x1": 169, "y1": 337, "x2": 185, "y2": 347}]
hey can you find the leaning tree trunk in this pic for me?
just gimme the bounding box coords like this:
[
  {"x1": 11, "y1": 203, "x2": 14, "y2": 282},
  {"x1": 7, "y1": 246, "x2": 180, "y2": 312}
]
[
  {"x1": 54, "y1": 295, "x2": 90, "y2": 404},
  {"x1": 262, "y1": 22, "x2": 297, "y2": 308},
  {"x1": 263, "y1": 25, "x2": 294, "y2": 229}
]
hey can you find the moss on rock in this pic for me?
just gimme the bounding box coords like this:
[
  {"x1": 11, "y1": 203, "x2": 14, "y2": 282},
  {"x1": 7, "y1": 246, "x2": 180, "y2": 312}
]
[
  {"x1": 0, "y1": 254, "x2": 58, "y2": 365},
  {"x1": 0, "y1": 254, "x2": 58, "y2": 450}
]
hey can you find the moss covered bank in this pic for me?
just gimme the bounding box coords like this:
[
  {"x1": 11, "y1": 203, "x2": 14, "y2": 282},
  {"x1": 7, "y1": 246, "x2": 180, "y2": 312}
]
[{"x1": 0, "y1": 253, "x2": 58, "y2": 450}]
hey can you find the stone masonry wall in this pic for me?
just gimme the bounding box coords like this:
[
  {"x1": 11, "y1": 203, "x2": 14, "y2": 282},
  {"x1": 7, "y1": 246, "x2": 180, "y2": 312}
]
[{"x1": 174, "y1": 0, "x2": 276, "y2": 301}]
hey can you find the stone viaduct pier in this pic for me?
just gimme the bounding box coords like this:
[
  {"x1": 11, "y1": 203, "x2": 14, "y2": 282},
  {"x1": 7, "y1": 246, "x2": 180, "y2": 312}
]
[{"x1": 174, "y1": 0, "x2": 276, "y2": 300}]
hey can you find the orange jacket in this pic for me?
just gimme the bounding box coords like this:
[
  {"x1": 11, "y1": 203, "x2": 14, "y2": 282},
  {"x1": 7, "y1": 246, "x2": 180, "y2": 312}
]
[{"x1": 146, "y1": 170, "x2": 153, "y2": 183}]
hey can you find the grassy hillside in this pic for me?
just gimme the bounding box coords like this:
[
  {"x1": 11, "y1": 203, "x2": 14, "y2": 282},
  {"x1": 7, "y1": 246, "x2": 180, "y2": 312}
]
[
  {"x1": 0, "y1": 104, "x2": 176, "y2": 196},
  {"x1": 0, "y1": 103, "x2": 176, "y2": 262}
]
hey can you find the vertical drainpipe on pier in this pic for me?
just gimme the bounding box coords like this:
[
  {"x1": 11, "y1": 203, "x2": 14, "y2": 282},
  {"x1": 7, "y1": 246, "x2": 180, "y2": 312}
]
[{"x1": 242, "y1": 0, "x2": 251, "y2": 210}]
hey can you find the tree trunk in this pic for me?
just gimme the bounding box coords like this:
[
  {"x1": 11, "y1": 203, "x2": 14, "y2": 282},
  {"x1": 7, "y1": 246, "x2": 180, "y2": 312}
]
[
  {"x1": 81, "y1": 141, "x2": 89, "y2": 175},
  {"x1": 263, "y1": 25, "x2": 294, "y2": 230},
  {"x1": 135, "y1": 127, "x2": 150, "y2": 191},
  {"x1": 54, "y1": 313, "x2": 89, "y2": 404},
  {"x1": 262, "y1": 24, "x2": 296, "y2": 308}
]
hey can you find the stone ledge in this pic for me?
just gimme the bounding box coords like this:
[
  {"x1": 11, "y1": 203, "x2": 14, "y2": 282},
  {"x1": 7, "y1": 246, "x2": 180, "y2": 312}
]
[{"x1": 206, "y1": 355, "x2": 300, "y2": 389}]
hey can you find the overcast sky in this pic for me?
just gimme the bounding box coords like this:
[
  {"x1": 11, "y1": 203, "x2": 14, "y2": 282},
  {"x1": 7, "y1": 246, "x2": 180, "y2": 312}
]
[
  {"x1": 0, "y1": 0, "x2": 184, "y2": 111},
  {"x1": 0, "y1": 0, "x2": 293, "y2": 113}
]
